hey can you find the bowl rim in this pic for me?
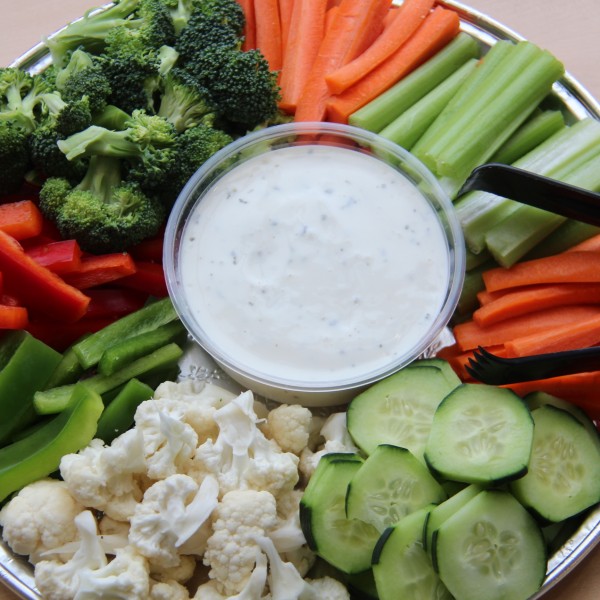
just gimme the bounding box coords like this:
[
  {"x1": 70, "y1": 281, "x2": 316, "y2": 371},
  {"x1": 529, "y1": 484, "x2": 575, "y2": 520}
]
[{"x1": 163, "y1": 121, "x2": 466, "y2": 393}]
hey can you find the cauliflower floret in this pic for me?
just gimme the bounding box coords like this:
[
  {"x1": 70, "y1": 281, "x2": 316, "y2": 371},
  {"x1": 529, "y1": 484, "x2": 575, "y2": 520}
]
[
  {"x1": 129, "y1": 474, "x2": 218, "y2": 569},
  {"x1": 75, "y1": 544, "x2": 150, "y2": 599},
  {"x1": 150, "y1": 579, "x2": 192, "y2": 600},
  {"x1": 299, "y1": 413, "x2": 358, "y2": 480},
  {"x1": 150, "y1": 554, "x2": 197, "y2": 584},
  {"x1": 256, "y1": 536, "x2": 349, "y2": 600},
  {"x1": 34, "y1": 511, "x2": 109, "y2": 600},
  {"x1": 269, "y1": 489, "x2": 306, "y2": 554},
  {"x1": 195, "y1": 552, "x2": 269, "y2": 599},
  {"x1": 204, "y1": 489, "x2": 278, "y2": 596},
  {"x1": 134, "y1": 402, "x2": 200, "y2": 480},
  {"x1": 192, "y1": 391, "x2": 299, "y2": 499},
  {"x1": 0, "y1": 479, "x2": 84, "y2": 563},
  {"x1": 153, "y1": 380, "x2": 237, "y2": 443},
  {"x1": 265, "y1": 404, "x2": 313, "y2": 455},
  {"x1": 59, "y1": 429, "x2": 147, "y2": 521}
]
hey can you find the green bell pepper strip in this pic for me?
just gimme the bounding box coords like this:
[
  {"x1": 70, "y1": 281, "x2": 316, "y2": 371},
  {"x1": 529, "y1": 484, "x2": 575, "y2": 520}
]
[
  {"x1": 96, "y1": 378, "x2": 154, "y2": 444},
  {"x1": 72, "y1": 297, "x2": 180, "y2": 370},
  {"x1": 0, "y1": 331, "x2": 62, "y2": 446},
  {"x1": 0, "y1": 383, "x2": 103, "y2": 503},
  {"x1": 98, "y1": 320, "x2": 187, "y2": 376},
  {"x1": 34, "y1": 342, "x2": 184, "y2": 415}
]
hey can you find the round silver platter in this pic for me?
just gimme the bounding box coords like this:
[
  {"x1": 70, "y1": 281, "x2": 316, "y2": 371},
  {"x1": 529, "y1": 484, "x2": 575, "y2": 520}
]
[{"x1": 1, "y1": 1, "x2": 599, "y2": 598}]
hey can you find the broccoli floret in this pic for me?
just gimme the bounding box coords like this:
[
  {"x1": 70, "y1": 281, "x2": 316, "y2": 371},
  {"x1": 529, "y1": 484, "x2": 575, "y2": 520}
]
[
  {"x1": 29, "y1": 122, "x2": 89, "y2": 182},
  {"x1": 157, "y1": 123, "x2": 232, "y2": 205},
  {"x1": 0, "y1": 69, "x2": 92, "y2": 134},
  {"x1": 158, "y1": 0, "x2": 198, "y2": 34},
  {"x1": 0, "y1": 121, "x2": 30, "y2": 196},
  {"x1": 43, "y1": 0, "x2": 142, "y2": 68},
  {"x1": 54, "y1": 49, "x2": 112, "y2": 114},
  {"x1": 57, "y1": 109, "x2": 177, "y2": 192},
  {"x1": 175, "y1": 0, "x2": 244, "y2": 60},
  {"x1": 157, "y1": 68, "x2": 216, "y2": 131},
  {"x1": 187, "y1": 45, "x2": 279, "y2": 131},
  {"x1": 39, "y1": 155, "x2": 165, "y2": 254}
]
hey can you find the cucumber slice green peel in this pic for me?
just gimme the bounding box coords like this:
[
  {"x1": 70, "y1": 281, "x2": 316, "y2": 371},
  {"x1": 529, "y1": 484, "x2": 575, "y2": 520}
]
[
  {"x1": 424, "y1": 384, "x2": 534, "y2": 485},
  {"x1": 347, "y1": 365, "x2": 460, "y2": 459},
  {"x1": 299, "y1": 454, "x2": 380, "y2": 574},
  {"x1": 372, "y1": 505, "x2": 453, "y2": 600},
  {"x1": 346, "y1": 444, "x2": 446, "y2": 533},
  {"x1": 510, "y1": 405, "x2": 600, "y2": 523},
  {"x1": 433, "y1": 490, "x2": 547, "y2": 600}
]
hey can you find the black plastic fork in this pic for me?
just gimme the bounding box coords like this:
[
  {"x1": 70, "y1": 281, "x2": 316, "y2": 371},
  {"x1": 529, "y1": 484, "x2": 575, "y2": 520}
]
[
  {"x1": 456, "y1": 163, "x2": 600, "y2": 225},
  {"x1": 465, "y1": 345, "x2": 600, "y2": 385}
]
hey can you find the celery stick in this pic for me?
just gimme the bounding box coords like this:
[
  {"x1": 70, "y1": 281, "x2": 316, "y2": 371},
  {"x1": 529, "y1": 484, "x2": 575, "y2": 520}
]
[
  {"x1": 348, "y1": 33, "x2": 480, "y2": 133},
  {"x1": 465, "y1": 246, "x2": 492, "y2": 271},
  {"x1": 412, "y1": 41, "x2": 514, "y2": 160},
  {"x1": 524, "y1": 221, "x2": 600, "y2": 259},
  {"x1": 491, "y1": 110, "x2": 565, "y2": 165},
  {"x1": 379, "y1": 59, "x2": 477, "y2": 150},
  {"x1": 455, "y1": 118, "x2": 600, "y2": 252},
  {"x1": 414, "y1": 41, "x2": 541, "y2": 173},
  {"x1": 434, "y1": 48, "x2": 564, "y2": 185},
  {"x1": 485, "y1": 152, "x2": 600, "y2": 266}
]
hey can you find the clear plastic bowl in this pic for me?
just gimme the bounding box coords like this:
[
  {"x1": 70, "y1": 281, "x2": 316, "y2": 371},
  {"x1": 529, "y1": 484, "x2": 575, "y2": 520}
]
[{"x1": 164, "y1": 122, "x2": 466, "y2": 406}]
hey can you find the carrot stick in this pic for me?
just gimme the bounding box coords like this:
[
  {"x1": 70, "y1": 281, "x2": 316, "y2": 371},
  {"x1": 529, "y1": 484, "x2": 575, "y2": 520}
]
[
  {"x1": 483, "y1": 251, "x2": 600, "y2": 293},
  {"x1": 453, "y1": 305, "x2": 600, "y2": 352},
  {"x1": 504, "y1": 313, "x2": 600, "y2": 357},
  {"x1": 326, "y1": 6, "x2": 460, "y2": 124},
  {"x1": 237, "y1": 0, "x2": 256, "y2": 50},
  {"x1": 294, "y1": 0, "x2": 392, "y2": 122},
  {"x1": 325, "y1": 0, "x2": 435, "y2": 95},
  {"x1": 0, "y1": 200, "x2": 43, "y2": 240},
  {"x1": 503, "y1": 371, "x2": 600, "y2": 419},
  {"x1": 254, "y1": 0, "x2": 283, "y2": 71},
  {"x1": 473, "y1": 282, "x2": 600, "y2": 327},
  {"x1": 565, "y1": 233, "x2": 600, "y2": 253},
  {"x1": 324, "y1": 4, "x2": 339, "y2": 33},
  {"x1": 278, "y1": 0, "x2": 328, "y2": 114},
  {"x1": 278, "y1": 0, "x2": 295, "y2": 52}
]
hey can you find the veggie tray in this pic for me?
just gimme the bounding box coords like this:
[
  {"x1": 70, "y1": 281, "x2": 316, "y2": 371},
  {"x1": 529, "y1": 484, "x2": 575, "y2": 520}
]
[{"x1": 1, "y1": 1, "x2": 600, "y2": 599}]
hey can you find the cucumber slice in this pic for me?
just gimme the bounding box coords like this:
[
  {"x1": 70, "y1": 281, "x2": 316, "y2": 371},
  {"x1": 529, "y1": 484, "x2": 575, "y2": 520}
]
[
  {"x1": 424, "y1": 483, "x2": 483, "y2": 552},
  {"x1": 346, "y1": 445, "x2": 446, "y2": 533},
  {"x1": 372, "y1": 505, "x2": 452, "y2": 600},
  {"x1": 347, "y1": 366, "x2": 459, "y2": 459},
  {"x1": 433, "y1": 490, "x2": 547, "y2": 600},
  {"x1": 408, "y1": 357, "x2": 461, "y2": 388},
  {"x1": 510, "y1": 405, "x2": 600, "y2": 522},
  {"x1": 524, "y1": 391, "x2": 600, "y2": 451},
  {"x1": 424, "y1": 384, "x2": 534, "y2": 484},
  {"x1": 300, "y1": 455, "x2": 380, "y2": 574}
]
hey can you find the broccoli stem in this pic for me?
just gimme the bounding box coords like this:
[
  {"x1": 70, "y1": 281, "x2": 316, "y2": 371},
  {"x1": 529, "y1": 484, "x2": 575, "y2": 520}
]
[{"x1": 76, "y1": 155, "x2": 123, "y2": 204}]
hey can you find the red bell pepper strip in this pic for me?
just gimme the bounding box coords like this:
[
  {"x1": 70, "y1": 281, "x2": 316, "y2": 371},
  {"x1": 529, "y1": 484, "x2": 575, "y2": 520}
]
[
  {"x1": 0, "y1": 230, "x2": 90, "y2": 322},
  {"x1": 84, "y1": 288, "x2": 147, "y2": 320},
  {"x1": 26, "y1": 239, "x2": 83, "y2": 275},
  {"x1": 64, "y1": 252, "x2": 137, "y2": 290},
  {"x1": 0, "y1": 305, "x2": 28, "y2": 329},
  {"x1": 0, "y1": 200, "x2": 43, "y2": 240},
  {"x1": 118, "y1": 260, "x2": 168, "y2": 297},
  {"x1": 129, "y1": 235, "x2": 164, "y2": 263}
]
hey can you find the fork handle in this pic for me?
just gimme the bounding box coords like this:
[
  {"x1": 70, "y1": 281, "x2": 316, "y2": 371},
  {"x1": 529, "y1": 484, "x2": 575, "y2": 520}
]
[{"x1": 457, "y1": 163, "x2": 600, "y2": 227}]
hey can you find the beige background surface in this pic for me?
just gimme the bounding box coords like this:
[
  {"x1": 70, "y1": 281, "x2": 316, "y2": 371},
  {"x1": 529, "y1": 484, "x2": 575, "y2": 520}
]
[{"x1": 1, "y1": 1, "x2": 600, "y2": 599}]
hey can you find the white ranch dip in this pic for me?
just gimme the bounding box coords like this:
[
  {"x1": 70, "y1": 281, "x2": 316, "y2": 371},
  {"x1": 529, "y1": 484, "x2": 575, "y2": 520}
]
[{"x1": 179, "y1": 144, "x2": 450, "y2": 386}]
